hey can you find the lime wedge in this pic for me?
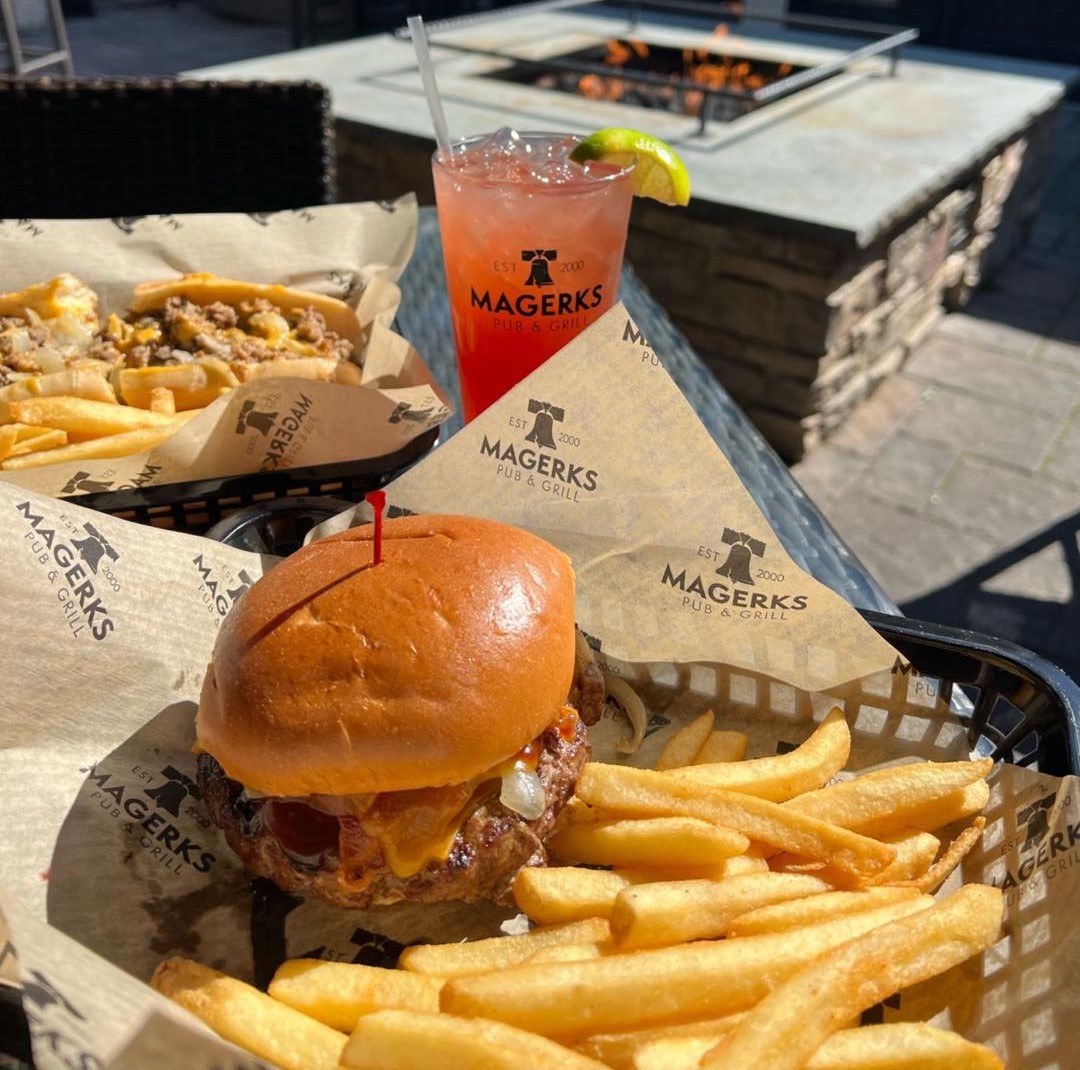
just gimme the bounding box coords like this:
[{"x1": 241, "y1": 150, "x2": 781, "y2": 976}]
[{"x1": 571, "y1": 128, "x2": 691, "y2": 206}]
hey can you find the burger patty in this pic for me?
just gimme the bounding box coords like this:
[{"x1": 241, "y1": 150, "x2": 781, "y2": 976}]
[{"x1": 197, "y1": 712, "x2": 590, "y2": 908}]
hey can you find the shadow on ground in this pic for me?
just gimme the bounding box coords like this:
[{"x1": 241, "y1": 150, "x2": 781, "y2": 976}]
[{"x1": 903, "y1": 511, "x2": 1080, "y2": 682}]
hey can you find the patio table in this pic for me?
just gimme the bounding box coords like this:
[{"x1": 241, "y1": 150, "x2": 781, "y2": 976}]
[{"x1": 397, "y1": 206, "x2": 898, "y2": 615}]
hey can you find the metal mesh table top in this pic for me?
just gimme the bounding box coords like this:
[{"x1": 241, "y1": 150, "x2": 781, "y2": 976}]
[{"x1": 397, "y1": 207, "x2": 897, "y2": 614}]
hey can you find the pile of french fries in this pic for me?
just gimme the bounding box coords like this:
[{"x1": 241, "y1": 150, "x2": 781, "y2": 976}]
[
  {"x1": 152, "y1": 708, "x2": 1005, "y2": 1070},
  {"x1": 0, "y1": 385, "x2": 199, "y2": 471}
]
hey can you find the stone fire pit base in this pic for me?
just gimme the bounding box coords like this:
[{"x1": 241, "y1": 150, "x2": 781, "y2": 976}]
[{"x1": 623, "y1": 116, "x2": 1056, "y2": 461}]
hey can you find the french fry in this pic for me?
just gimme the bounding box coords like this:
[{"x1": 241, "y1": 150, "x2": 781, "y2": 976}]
[
  {"x1": 398, "y1": 917, "x2": 611, "y2": 978},
  {"x1": 655, "y1": 711, "x2": 714, "y2": 770},
  {"x1": 0, "y1": 425, "x2": 16, "y2": 461},
  {"x1": 150, "y1": 956, "x2": 346, "y2": 1070},
  {"x1": 615, "y1": 851, "x2": 770, "y2": 885},
  {"x1": 892, "y1": 816, "x2": 985, "y2": 894},
  {"x1": 726, "y1": 886, "x2": 922, "y2": 938},
  {"x1": 804, "y1": 1022, "x2": 1003, "y2": 1069},
  {"x1": 862, "y1": 779, "x2": 991, "y2": 837},
  {"x1": 631, "y1": 1022, "x2": 1002, "y2": 1070},
  {"x1": 633, "y1": 1035, "x2": 727, "y2": 1070},
  {"x1": 117, "y1": 359, "x2": 238, "y2": 411},
  {"x1": 671, "y1": 708, "x2": 850, "y2": 801},
  {"x1": 783, "y1": 759, "x2": 992, "y2": 833},
  {"x1": 769, "y1": 830, "x2": 942, "y2": 889},
  {"x1": 578, "y1": 1014, "x2": 746, "y2": 1070},
  {"x1": 695, "y1": 730, "x2": 749, "y2": 764},
  {"x1": 699, "y1": 884, "x2": 1003, "y2": 1070},
  {"x1": 440, "y1": 895, "x2": 933, "y2": 1037},
  {"x1": 870, "y1": 829, "x2": 942, "y2": 884},
  {"x1": 513, "y1": 867, "x2": 633, "y2": 924},
  {"x1": 6, "y1": 428, "x2": 68, "y2": 456},
  {"x1": 267, "y1": 959, "x2": 443, "y2": 1032},
  {"x1": 610, "y1": 872, "x2": 833, "y2": 949},
  {"x1": 6, "y1": 394, "x2": 177, "y2": 435},
  {"x1": 524, "y1": 943, "x2": 604, "y2": 965},
  {"x1": 554, "y1": 797, "x2": 614, "y2": 829},
  {"x1": 549, "y1": 816, "x2": 749, "y2": 868},
  {"x1": 341, "y1": 1008, "x2": 610, "y2": 1070},
  {"x1": 574, "y1": 764, "x2": 895, "y2": 881},
  {"x1": 0, "y1": 367, "x2": 116, "y2": 404},
  {"x1": 1, "y1": 413, "x2": 196, "y2": 470},
  {"x1": 149, "y1": 386, "x2": 176, "y2": 415}
]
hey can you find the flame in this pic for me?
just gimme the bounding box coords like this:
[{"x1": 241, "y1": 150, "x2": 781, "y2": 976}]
[
  {"x1": 578, "y1": 73, "x2": 607, "y2": 100},
  {"x1": 576, "y1": 36, "x2": 784, "y2": 115}
]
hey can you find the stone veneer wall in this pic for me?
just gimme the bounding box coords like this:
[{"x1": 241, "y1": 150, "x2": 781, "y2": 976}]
[{"x1": 336, "y1": 109, "x2": 1056, "y2": 461}]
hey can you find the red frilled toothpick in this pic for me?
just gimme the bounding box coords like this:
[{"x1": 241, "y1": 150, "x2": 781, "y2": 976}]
[{"x1": 365, "y1": 490, "x2": 387, "y2": 564}]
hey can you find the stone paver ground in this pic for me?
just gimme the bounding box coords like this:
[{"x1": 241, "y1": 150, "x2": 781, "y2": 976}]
[
  {"x1": 47, "y1": 6, "x2": 1080, "y2": 681},
  {"x1": 793, "y1": 102, "x2": 1080, "y2": 683}
]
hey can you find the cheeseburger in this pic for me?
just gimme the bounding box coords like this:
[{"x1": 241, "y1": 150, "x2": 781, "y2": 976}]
[{"x1": 196, "y1": 514, "x2": 603, "y2": 908}]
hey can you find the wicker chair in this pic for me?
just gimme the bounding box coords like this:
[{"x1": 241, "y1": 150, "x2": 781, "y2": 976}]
[{"x1": 0, "y1": 78, "x2": 335, "y2": 217}]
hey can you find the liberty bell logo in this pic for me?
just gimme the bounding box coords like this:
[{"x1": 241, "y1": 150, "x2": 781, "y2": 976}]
[
  {"x1": 522, "y1": 248, "x2": 557, "y2": 287},
  {"x1": 71, "y1": 521, "x2": 120, "y2": 574},
  {"x1": 525, "y1": 399, "x2": 564, "y2": 450},
  {"x1": 236, "y1": 399, "x2": 278, "y2": 436},
  {"x1": 715, "y1": 528, "x2": 766, "y2": 586},
  {"x1": 60, "y1": 470, "x2": 115, "y2": 495}
]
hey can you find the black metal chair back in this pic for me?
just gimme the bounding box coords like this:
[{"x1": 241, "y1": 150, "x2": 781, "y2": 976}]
[{"x1": 0, "y1": 78, "x2": 334, "y2": 217}]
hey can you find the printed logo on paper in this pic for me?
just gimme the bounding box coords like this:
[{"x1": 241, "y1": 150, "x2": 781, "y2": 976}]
[
  {"x1": 299, "y1": 927, "x2": 409, "y2": 969},
  {"x1": 991, "y1": 787, "x2": 1080, "y2": 904},
  {"x1": 889, "y1": 657, "x2": 940, "y2": 699},
  {"x1": 191, "y1": 553, "x2": 255, "y2": 627},
  {"x1": 230, "y1": 390, "x2": 317, "y2": 471},
  {"x1": 623, "y1": 319, "x2": 662, "y2": 370},
  {"x1": 480, "y1": 400, "x2": 598, "y2": 503},
  {"x1": 714, "y1": 529, "x2": 766, "y2": 586},
  {"x1": 659, "y1": 533, "x2": 809, "y2": 620},
  {"x1": 82, "y1": 758, "x2": 217, "y2": 878},
  {"x1": 60, "y1": 460, "x2": 164, "y2": 495},
  {"x1": 60, "y1": 470, "x2": 116, "y2": 496},
  {"x1": 15, "y1": 500, "x2": 121, "y2": 641},
  {"x1": 235, "y1": 399, "x2": 279, "y2": 436},
  {"x1": 524, "y1": 399, "x2": 563, "y2": 450},
  {"x1": 17, "y1": 965, "x2": 103, "y2": 1069},
  {"x1": 387, "y1": 399, "x2": 450, "y2": 429},
  {"x1": 111, "y1": 214, "x2": 181, "y2": 235}
]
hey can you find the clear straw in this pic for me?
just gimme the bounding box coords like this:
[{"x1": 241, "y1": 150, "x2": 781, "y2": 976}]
[{"x1": 408, "y1": 15, "x2": 452, "y2": 159}]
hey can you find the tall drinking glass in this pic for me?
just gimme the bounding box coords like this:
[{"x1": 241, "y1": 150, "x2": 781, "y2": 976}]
[{"x1": 432, "y1": 131, "x2": 635, "y2": 422}]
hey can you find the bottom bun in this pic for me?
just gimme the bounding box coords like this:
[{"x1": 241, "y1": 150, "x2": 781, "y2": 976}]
[{"x1": 196, "y1": 713, "x2": 589, "y2": 908}]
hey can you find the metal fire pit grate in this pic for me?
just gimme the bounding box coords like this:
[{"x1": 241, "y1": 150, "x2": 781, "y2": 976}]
[{"x1": 397, "y1": 0, "x2": 918, "y2": 133}]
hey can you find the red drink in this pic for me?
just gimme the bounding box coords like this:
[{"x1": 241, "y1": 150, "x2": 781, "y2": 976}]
[{"x1": 432, "y1": 131, "x2": 634, "y2": 421}]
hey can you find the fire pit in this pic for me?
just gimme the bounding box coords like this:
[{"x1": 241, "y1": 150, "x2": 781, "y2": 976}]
[
  {"x1": 187, "y1": 2, "x2": 1075, "y2": 460},
  {"x1": 488, "y1": 38, "x2": 802, "y2": 124}
]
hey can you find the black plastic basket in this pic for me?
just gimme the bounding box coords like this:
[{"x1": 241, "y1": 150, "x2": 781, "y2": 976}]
[
  {"x1": 52, "y1": 428, "x2": 438, "y2": 536},
  {"x1": 3, "y1": 501, "x2": 1079, "y2": 1069}
]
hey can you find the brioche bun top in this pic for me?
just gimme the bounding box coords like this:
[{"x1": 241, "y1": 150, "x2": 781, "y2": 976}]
[{"x1": 196, "y1": 514, "x2": 577, "y2": 797}]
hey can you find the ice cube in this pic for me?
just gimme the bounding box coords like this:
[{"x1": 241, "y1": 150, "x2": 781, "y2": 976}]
[{"x1": 489, "y1": 126, "x2": 524, "y2": 154}]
